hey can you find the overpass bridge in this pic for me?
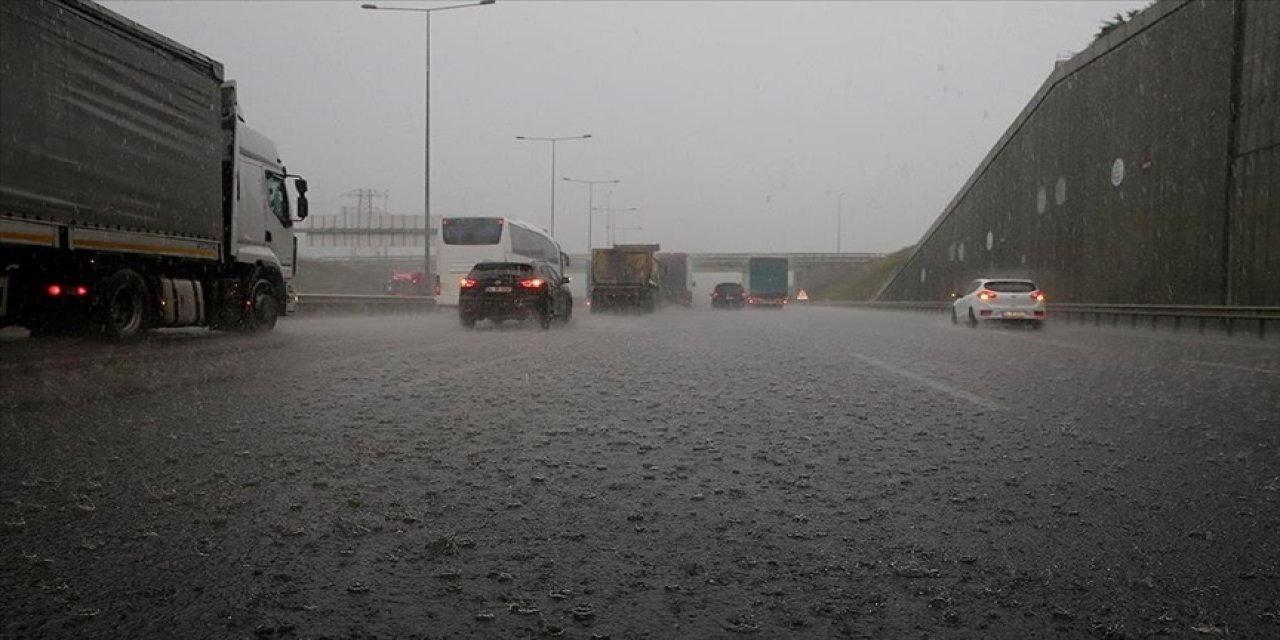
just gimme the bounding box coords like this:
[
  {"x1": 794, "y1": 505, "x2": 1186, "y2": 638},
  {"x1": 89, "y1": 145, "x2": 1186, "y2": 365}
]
[
  {"x1": 564, "y1": 251, "x2": 884, "y2": 272},
  {"x1": 302, "y1": 251, "x2": 885, "y2": 271},
  {"x1": 294, "y1": 251, "x2": 886, "y2": 296}
]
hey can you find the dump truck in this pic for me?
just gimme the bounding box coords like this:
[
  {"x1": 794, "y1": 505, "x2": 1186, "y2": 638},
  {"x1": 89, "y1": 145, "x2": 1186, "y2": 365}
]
[
  {"x1": 0, "y1": 0, "x2": 308, "y2": 337},
  {"x1": 657, "y1": 253, "x2": 694, "y2": 307},
  {"x1": 590, "y1": 244, "x2": 661, "y2": 312},
  {"x1": 743, "y1": 257, "x2": 789, "y2": 307}
]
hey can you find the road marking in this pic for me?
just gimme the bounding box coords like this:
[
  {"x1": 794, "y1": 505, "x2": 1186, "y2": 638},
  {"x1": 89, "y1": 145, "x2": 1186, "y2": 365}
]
[
  {"x1": 853, "y1": 353, "x2": 1003, "y2": 411},
  {"x1": 1184, "y1": 360, "x2": 1280, "y2": 375}
]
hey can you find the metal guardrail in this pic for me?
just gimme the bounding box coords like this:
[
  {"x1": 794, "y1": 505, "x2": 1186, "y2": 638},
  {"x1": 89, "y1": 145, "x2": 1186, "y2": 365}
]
[
  {"x1": 1048, "y1": 303, "x2": 1279, "y2": 338},
  {"x1": 295, "y1": 293, "x2": 435, "y2": 314},
  {"x1": 812, "y1": 301, "x2": 1280, "y2": 338}
]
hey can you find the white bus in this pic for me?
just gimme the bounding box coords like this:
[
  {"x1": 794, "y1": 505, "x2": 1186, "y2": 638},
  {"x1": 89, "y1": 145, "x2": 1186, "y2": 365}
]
[{"x1": 436, "y1": 217, "x2": 568, "y2": 306}]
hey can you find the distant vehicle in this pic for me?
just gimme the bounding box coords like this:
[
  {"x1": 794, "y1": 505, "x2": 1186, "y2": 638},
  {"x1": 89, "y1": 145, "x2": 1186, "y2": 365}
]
[
  {"x1": 952, "y1": 278, "x2": 1046, "y2": 328},
  {"x1": 436, "y1": 217, "x2": 569, "y2": 307},
  {"x1": 743, "y1": 257, "x2": 789, "y2": 307},
  {"x1": 0, "y1": 0, "x2": 308, "y2": 337},
  {"x1": 711, "y1": 282, "x2": 746, "y2": 309},
  {"x1": 591, "y1": 244, "x2": 661, "y2": 313},
  {"x1": 458, "y1": 261, "x2": 572, "y2": 329},
  {"x1": 386, "y1": 271, "x2": 427, "y2": 296},
  {"x1": 657, "y1": 253, "x2": 694, "y2": 307}
]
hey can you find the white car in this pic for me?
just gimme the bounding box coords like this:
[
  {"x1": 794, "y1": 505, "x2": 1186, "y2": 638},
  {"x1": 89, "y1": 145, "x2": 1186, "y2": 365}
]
[{"x1": 952, "y1": 278, "x2": 1046, "y2": 329}]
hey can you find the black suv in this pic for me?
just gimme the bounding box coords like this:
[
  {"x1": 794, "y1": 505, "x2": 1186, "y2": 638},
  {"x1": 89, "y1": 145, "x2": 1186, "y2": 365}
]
[
  {"x1": 458, "y1": 261, "x2": 573, "y2": 329},
  {"x1": 711, "y1": 282, "x2": 746, "y2": 309}
]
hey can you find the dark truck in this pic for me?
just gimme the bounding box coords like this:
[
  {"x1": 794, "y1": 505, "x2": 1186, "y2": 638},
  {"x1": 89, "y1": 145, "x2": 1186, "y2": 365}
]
[
  {"x1": 590, "y1": 244, "x2": 661, "y2": 313},
  {"x1": 743, "y1": 257, "x2": 789, "y2": 307},
  {"x1": 0, "y1": 0, "x2": 308, "y2": 337},
  {"x1": 657, "y1": 252, "x2": 694, "y2": 307}
]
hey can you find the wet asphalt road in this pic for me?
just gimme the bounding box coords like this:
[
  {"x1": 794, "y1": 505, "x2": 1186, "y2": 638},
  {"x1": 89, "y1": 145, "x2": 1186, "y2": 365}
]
[{"x1": 1, "y1": 307, "x2": 1278, "y2": 639}]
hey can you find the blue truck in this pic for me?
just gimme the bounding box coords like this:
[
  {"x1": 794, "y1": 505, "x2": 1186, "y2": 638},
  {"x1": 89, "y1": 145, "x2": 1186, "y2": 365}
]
[{"x1": 743, "y1": 257, "x2": 789, "y2": 308}]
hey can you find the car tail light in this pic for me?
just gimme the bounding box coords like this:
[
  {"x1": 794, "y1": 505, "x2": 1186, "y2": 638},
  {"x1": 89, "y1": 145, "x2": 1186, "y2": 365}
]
[
  {"x1": 1034, "y1": 310, "x2": 1045, "y2": 317},
  {"x1": 1029, "y1": 290, "x2": 1045, "y2": 302},
  {"x1": 711, "y1": 292, "x2": 720, "y2": 298},
  {"x1": 519, "y1": 278, "x2": 545, "y2": 289},
  {"x1": 460, "y1": 278, "x2": 477, "y2": 288},
  {"x1": 75, "y1": 286, "x2": 89, "y2": 296},
  {"x1": 46, "y1": 284, "x2": 62, "y2": 296},
  {"x1": 977, "y1": 290, "x2": 997, "y2": 301}
]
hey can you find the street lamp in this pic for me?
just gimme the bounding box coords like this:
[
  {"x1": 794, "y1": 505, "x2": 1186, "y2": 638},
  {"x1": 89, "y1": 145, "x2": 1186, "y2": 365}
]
[
  {"x1": 516, "y1": 134, "x2": 592, "y2": 236},
  {"x1": 361, "y1": 0, "x2": 495, "y2": 292}
]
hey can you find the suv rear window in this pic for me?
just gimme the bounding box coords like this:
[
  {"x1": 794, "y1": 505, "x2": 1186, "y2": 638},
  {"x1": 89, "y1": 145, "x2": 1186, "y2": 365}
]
[
  {"x1": 715, "y1": 283, "x2": 744, "y2": 293},
  {"x1": 468, "y1": 262, "x2": 534, "y2": 277},
  {"x1": 985, "y1": 280, "x2": 1037, "y2": 293}
]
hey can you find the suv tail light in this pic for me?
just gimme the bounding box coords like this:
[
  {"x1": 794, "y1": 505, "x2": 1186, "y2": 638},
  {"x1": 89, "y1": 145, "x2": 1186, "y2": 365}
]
[
  {"x1": 519, "y1": 278, "x2": 545, "y2": 289},
  {"x1": 460, "y1": 278, "x2": 477, "y2": 289},
  {"x1": 977, "y1": 290, "x2": 997, "y2": 301}
]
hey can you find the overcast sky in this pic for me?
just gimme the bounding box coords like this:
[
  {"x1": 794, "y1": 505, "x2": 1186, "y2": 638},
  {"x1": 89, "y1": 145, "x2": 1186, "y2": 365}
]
[{"x1": 108, "y1": 0, "x2": 1147, "y2": 255}]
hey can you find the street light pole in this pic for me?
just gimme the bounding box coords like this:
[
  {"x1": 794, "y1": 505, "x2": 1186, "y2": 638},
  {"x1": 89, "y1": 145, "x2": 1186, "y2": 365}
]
[
  {"x1": 837, "y1": 191, "x2": 845, "y2": 253},
  {"x1": 516, "y1": 134, "x2": 592, "y2": 236},
  {"x1": 563, "y1": 177, "x2": 619, "y2": 301},
  {"x1": 361, "y1": 0, "x2": 494, "y2": 293},
  {"x1": 562, "y1": 177, "x2": 619, "y2": 253},
  {"x1": 599, "y1": 206, "x2": 638, "y2": 245}
]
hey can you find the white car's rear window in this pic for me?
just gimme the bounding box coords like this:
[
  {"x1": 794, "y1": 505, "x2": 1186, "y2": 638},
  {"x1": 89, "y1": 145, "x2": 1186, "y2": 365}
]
[{"x1": 985, "y1": 281, "x2": 1037, "y2": 293}]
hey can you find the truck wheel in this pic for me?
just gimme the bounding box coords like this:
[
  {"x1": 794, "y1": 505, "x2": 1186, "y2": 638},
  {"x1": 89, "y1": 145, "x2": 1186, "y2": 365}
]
[
  {"x1": 243, "y1": 278, "x2": 280, "y2": 332},
  {"x1": 100, "y1": 269, "x2": 149, "y2": 338}
]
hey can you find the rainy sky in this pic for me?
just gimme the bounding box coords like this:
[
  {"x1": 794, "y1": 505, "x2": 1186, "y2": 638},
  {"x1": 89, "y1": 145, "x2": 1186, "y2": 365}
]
[{"x1": 107, "y1": 0, "x2": 1148, "y2": 255}]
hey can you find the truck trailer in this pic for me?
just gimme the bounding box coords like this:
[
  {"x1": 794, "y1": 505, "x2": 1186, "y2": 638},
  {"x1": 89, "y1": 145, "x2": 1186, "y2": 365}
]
[
  {"x1": 0, "y1": 0, "x2": 308, "y2": 337},
  {"x1": 743, "y1": 257, "x2": 789, "y2": 307},
  {"x1": 590, "y1": 244, "x2": 661, "y2": 313},
  {"x1": 657, "y1": 253, "x2": 693, "y2": 307}
]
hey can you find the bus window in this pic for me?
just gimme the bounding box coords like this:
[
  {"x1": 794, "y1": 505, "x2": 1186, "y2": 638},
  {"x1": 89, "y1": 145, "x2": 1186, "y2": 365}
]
[{"x1": 443, "y1": 217, "x2": 503, "y2": 245}]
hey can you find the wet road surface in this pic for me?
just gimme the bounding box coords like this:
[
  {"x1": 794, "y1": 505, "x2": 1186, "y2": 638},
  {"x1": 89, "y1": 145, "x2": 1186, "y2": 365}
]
[{"x1": 2, "y1": 308, "x2": 1278, "y2": 638}]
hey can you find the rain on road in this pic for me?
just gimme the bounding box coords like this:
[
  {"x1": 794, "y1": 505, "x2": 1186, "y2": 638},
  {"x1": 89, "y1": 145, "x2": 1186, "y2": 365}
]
[{"x1": 2, "y1": 308, "x2": 1278, "y2": 638}]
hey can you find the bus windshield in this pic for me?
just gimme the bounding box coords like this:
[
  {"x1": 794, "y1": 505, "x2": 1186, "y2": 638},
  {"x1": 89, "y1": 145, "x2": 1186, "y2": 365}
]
[{"x1": 442, "y1": 217, "x2": 503, "y2": 245}]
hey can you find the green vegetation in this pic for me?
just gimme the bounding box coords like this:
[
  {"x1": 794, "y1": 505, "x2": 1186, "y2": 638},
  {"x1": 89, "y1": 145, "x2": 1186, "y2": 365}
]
[
  {"x1": 1095, "y1": 1, "x2": 1157, "y2": 40},
  {"x1": 814, "y1": 245, "x2": 916, "y2": 302}
]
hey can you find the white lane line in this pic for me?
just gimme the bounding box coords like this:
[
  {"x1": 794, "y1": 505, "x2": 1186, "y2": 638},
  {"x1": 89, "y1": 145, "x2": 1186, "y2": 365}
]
[
  {"x1": 853, "y1": 353, "x2": 1004, "y2": 411},
  {"x1": 1184, "y1": 360, "x2": 1280, "y2": 375}
]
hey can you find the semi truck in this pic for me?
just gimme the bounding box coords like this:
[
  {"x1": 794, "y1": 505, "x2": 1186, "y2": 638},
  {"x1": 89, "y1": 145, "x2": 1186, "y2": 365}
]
[
  {"x1": 590, "y1": 244, "x2": 661, "y2": 313},
  {"x1": 0, "y1": 0, "x2": 308, "y2": 337},
  {"x1": 743, "y1": 257, "x2": 789, "y2": 307},
  {"x1": 657, "y1": 253, "x2": 694, "y2": 307}
]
